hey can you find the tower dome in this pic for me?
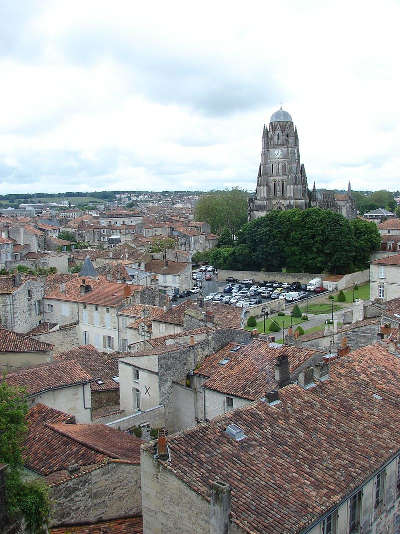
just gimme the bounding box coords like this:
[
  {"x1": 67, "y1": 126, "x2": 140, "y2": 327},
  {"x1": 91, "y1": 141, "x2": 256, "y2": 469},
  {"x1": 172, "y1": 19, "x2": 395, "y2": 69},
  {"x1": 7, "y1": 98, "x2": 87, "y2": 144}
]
[{"x1": 270, "y1": 107, "x2": 292, "y2": 123}]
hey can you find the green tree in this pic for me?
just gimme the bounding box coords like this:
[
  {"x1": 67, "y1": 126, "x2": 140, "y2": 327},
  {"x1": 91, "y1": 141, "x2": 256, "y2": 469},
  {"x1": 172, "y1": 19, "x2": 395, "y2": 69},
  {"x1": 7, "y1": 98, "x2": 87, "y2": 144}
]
[
  {"x1": 269, "y1": 321, "x2": 281, "y2": 332},
  {"x1": 350, "y1": 218, "x2": 381, "y2": 270},
  {"x1": 58, "y1": 231, "x2": 76, "y2": 242},
  {"x1": 195, "y1": 188, "x2": 248, "y2": 240},
  {"x1": 0, "y1": 379, "x2": 50, "y2": 532},
  {"x1": 395, "y1": 206, "x2": 400, "y2": 218},
  {"x1": 295, "y1": 326, "x2": 304, "y2": 336},
  {"x1": 291, "y1": 304, "x2": 302, "y2": 318},
  {"x1": 247, "y1": 316, "x2": 256, "y2": 328},
  {"x1": 337, "y1": 290, "x2": 346, "y2": 302},
  {"x1": 147, "y1": 238, "x2": 176, "y2": 261},
  {"x1": 217, "y1": 227, "x2": 234, "y2": 248}
]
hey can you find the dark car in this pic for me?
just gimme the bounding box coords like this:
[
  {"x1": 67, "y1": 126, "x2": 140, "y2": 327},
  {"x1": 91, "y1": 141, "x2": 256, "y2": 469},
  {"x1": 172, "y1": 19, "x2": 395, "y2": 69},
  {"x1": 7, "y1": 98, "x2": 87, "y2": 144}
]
[
  {"x1": 223, "y1": 285, "x2": 233, "y2": 293},
  {"x1": 225, "y1": 277, "x2": 238, "y2": 283},
  {"x1": 171, "y1": 295, "x2": 178, "y2": 302}
]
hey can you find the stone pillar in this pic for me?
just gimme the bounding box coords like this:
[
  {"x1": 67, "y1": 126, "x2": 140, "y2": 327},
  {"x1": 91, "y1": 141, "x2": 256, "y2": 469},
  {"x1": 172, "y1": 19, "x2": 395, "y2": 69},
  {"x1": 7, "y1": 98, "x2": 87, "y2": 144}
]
[{"x1": 209, "y1": 481, "x2": 231, "y2": 534}]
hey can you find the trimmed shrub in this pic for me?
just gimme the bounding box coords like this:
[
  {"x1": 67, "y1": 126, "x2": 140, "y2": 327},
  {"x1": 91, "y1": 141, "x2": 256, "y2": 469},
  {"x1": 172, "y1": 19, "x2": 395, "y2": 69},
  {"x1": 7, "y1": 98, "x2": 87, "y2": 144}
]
[
  {"x1": 269, "y1": 321, "x2": 281, "y2": 332},
  {"x1": 301, "y1": 314, "x2": 308, "y2": 321},
  {"x1": 247, "y1": 316, "x2": 257, "y2": 328},
  {"x1": 337, "y1": 290, "x2": 346, "y2": 302},
  {"x1": 277, "y1": 311, "x2": 285, "y2": 317},
  {"x1": 291, "y1": 304, "x2": 302, "y2": 318},
  {"x1": 295, "y1": 326, "x2": 304, "y2": 336}
]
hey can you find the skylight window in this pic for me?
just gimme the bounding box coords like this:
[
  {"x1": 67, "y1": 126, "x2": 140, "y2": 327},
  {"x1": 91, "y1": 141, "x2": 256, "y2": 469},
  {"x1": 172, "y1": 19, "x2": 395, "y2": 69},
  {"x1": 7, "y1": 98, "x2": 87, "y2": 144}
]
[
  {"x1": 112, "y1": 376, "x2": 119, "y2": 383},
  {"x1": 96, "y1": 379, "x2": 104, "y2": 385},
  {"x1": 230, "y1": 345, "x2": 241, "y2": 353},
  {"x1": 225, "y1": 424, "x2": 246, "y2": 441},
  {"x1": 219, "y1": 358, "x2": 230, "y2": 365}
]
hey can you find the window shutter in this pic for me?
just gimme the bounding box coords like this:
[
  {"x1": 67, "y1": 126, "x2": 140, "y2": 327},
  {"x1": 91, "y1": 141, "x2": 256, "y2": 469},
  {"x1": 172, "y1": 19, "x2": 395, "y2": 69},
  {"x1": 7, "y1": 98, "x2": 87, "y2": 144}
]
[
  {"x1": 110, "y1": 337, "x2": 114, "y2": 349},
  {"x1": 103, "y1": 335, "x2": 107, "y2": 348}
]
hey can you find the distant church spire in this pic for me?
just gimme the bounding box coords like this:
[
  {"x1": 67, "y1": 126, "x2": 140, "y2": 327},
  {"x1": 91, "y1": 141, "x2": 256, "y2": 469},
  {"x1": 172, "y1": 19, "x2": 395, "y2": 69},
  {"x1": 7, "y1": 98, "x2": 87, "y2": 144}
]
[{"x1": 347, "y1": 181, "x2": 352, "y2": 195}]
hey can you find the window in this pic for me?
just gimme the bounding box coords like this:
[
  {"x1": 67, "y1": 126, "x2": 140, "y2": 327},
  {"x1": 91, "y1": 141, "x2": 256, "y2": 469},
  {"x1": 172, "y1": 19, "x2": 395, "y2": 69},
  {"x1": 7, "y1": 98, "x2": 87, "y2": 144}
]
[
  {"x1": 349, "y1": 491, "x2": 362, "y2": 533},
  {"x1": 322, "y1": 511, "x2": 337, "y2": 534},
  {"x1": 134, "y1": 388, "x2": 140, "y2": 410},
  {"x1": 103, "y1": 335, "x2": 114, "y2": 349},
  {"x1": 83, "y1": 331, "x2": 89, "y2": 344},
  {"x1": 273, "y1": 182, "x2": 277, "y2": 196},
  {"x1": 47, "y1": 303, "x2": 53, "y2": 312},
  {"x1": 378, "y1": 284, "x2": 385, "y2": 299},
  {"x1": 282, "y1": 182, "x2": 284, "y2": 196},
  {"x1": 271, "y1": 163, "x2": 274, "y2": 175},
  {"x1": 95, "y1": 305, "x2": 98, "y2": 311},
  {"x1": 226, "y1": 397, "x2": 233, "y2": 409},
  {"x1": 379, "y1": 265, "x2": 385, "y2": 278},
  {"x1": 134, "y1": 369, "x2": 140, "y2": 380},
  {"x1": 375, "y1": 470, "x2": 385, "y2": 508},
  {"x1": 120, "y1": 338, "x2": 128, "y2": 352},
  {"x1": 27, "y1": 289, "x2": 32, "y2": 300},
  {"x1": 83, "y1": 304, "x2": 87, "y2": 309},
  {"x1": 106, "y1": 307, "x2": 110, "y2": 313}
]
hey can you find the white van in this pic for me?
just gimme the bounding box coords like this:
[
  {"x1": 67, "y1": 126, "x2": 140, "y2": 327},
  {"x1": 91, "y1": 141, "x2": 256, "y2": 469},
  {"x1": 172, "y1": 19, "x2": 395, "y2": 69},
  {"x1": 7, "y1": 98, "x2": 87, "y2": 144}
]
[{"x1": 307, "y1": 278, "x2": 322, "y2": 291}]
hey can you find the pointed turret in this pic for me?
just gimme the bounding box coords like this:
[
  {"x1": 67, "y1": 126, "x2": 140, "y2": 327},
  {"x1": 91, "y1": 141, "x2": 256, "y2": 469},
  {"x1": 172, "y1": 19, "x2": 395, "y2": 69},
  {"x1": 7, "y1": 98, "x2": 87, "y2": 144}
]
[
  {"x1": 347, "y1": 181, "x2": 352, "y2": 196},
  {"x1": 79, "y1": 256, "x2": 98, "y2": 279}
]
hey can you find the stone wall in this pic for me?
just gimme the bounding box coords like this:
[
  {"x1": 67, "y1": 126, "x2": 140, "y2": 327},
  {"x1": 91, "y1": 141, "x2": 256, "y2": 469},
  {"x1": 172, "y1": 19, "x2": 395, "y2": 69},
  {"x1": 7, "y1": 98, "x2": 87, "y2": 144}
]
[
  {"x1": 141, "y1": 449, "x2": 244, "y2": 534},
  {"x1": 91, "y1": 389, "x2": 119, "y2": 411},
  {"x1": 0, "y1": 279, "x2": 45, "y2": 334},
  {"x1": 104, "y1": 405, "x2": 165, "y2": 431},
  {"x1": 299, "y1": 322, "x2": 380, "y2": 352},
  {"x1": 217, "y1": 270, "x2": 323, "y2": 284},
  {"x1": 33, "y1": 324, "x2": 80, "y2": 352},
  {"x1": 337, "y1": 268, "x2": 369, "y2": 290},
  {"x1": 50, "y1": 461, "x2": 141, "y2": 527}
]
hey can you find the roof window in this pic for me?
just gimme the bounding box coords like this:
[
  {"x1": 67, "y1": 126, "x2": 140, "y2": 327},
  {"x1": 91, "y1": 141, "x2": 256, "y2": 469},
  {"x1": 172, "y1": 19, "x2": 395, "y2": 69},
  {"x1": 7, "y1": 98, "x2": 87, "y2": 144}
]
[
  {"x1": 225, "y1": 424, "x2": 246, "y2": 441},
  {"x1": 219, "y1": 358, "x2": 230, "y2": 365},
  {"x1": 230, "y1": 345, "x2": 241, "y2": 353}
]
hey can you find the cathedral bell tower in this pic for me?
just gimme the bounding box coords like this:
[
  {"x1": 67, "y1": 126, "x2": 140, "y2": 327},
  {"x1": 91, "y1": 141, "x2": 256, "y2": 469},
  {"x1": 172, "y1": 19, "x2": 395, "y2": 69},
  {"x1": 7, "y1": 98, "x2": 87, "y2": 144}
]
[{"x1": 248, "y1": 107, "x2": 309, "y2": 220}]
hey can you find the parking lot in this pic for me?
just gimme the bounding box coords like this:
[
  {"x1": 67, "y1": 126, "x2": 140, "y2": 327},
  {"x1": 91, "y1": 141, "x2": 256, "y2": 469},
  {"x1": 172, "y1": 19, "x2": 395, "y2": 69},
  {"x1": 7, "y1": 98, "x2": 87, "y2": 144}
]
[{"x1": 191, "y1": 267, "x2": 329, "y2": 309}]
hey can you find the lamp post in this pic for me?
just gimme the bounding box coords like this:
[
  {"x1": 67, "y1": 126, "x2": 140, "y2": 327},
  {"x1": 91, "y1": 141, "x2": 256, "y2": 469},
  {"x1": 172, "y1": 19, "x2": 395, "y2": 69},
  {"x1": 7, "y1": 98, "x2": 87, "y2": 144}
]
[
  {"x1": 261, "y1": 306, "x2": 269, "y2": 333},
  {"x1": 331, "y1": 298, "x2": 334, "y2": 323}
]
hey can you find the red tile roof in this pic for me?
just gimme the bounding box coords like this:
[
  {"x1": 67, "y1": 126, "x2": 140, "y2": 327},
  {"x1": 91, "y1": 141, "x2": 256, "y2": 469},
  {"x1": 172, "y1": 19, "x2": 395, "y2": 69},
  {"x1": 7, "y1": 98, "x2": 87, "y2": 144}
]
[
  {"x1": 154, "y1": 343, "x2": 400, "y2": 534},
  {"x1": 145, "y1": 259, "x2": 188, "y2": 275},
  {"x1": 79, "y1": 283, "x2": 135, "y2": 307},
  {"x1": 53, "y1": 345, "x2": 119, "y2": 392},
  {"x1": 45, "y1": 274, "x2": 107, "y2": 302},
  {"x1": 197, "y1": 340, "x2": 318, "y2": 400},
  {"x1": 373, "y1": 253, "x2": 400, "y2": 265},
  {"x1": 0, "y1": 327, "x2": 53, "y2": 353},
  {"x1": 154, "y1": 300, "x2": 195, "y2": 325},
  {"x1": 5, "y1": 360, "x2": 91, "y2": 395},
  {"x1": 378, "y1": 218, "x2": 400, "y2": 230},
  {"x1": 25, "y1": 404, "x2": 142, "y2": 484},
  {"x1": 50, "y1": 516, "x2": 143, "y2": 534}
]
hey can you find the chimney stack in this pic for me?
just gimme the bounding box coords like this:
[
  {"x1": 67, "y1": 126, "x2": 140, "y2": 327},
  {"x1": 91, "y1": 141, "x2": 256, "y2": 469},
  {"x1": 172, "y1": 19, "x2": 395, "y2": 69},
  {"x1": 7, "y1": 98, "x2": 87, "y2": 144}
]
[
  {"x1": 337, "y1": 336, "x2": 350, "y2": 357},
  {"x1": 314, "y1": 361, "x2": 329, "y2": 381},
  {"x1": 265, "y1": 390, "x2": 280, "y2": 404},
  {"x1": 209, "y1": 481, "x2": 231, "y2": 534},
  {"x1": 157, "y1": 429, "x2": 169, "y2": 461},
  {"x1": 274, "y1": 353, "x2": 290, "y2": 388}
]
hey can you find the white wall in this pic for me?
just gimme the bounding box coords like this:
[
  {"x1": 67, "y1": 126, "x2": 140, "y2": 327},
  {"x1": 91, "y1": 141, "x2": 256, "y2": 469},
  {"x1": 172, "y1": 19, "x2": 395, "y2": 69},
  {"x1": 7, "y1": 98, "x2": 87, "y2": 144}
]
[
  {"x1": 30, "y1": 383, "x2": 91, "y2": 423},
  {"x1": 119, "y1": 357, "x2": 159, "y2": 412},
  {"x1": 370, "y1": 263, "x2": 400, "y2": 301},
  {"x1": 204, "y1": 388, "x2": 251, "y2": 421}
]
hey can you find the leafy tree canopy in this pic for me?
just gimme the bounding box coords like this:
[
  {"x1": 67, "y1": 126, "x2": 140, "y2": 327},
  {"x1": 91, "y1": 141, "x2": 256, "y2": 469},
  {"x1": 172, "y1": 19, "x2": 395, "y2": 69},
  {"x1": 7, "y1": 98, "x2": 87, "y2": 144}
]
[{"x1": 195, "y1": 188, "x2": 248, "y2": 239}]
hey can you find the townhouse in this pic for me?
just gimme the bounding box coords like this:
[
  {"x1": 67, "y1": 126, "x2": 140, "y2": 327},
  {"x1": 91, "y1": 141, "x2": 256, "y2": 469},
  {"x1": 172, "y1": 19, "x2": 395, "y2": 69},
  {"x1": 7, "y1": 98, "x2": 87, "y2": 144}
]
[
  {"x1": 370, "y1": 254, "x2": 400, "y2": 301},
  {"x1": 0, "y1": 326, "x2": 53, "y2": 371},
  {"x1": 141, "y1": 343, "x2": 400, "y2": 534}
]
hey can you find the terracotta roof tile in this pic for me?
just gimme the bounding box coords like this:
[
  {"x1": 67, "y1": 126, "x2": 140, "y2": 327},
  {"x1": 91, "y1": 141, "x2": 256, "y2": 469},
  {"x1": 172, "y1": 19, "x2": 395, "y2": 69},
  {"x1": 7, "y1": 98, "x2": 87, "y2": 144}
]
[
  {"x1": 5, "y1": 360, "x2": 91, "y2": 395},
  {"x1": 373, "y1": 253, "x2": 400, "y2": 265},
  {"x1": 379, "y1": 218, "x2": 400, "y2": 230},
  {"x1": 0, "y1": 327, "x2": 53, "y2": 352},
  {"x1": 145, "y1": 259, "x2": 189, "y2": 275},
  {"x1": 156, "y1": 343, "x2": 400, "y2": 534}
]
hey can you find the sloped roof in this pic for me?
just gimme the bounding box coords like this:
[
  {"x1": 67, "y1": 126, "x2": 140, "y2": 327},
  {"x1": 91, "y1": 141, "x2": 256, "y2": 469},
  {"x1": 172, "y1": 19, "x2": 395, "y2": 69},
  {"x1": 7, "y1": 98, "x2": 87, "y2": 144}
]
[
  {"x1": 50, "y1": 516, "x2": 143, "y2": 534},
  {"x1": 79, "y1": 256, "x2": 98, "y2": 278},
  {"x1": 0, "y1": 327, "x2": 53, "y2": 353},
  {"x1": 5, "y1": 360, "x2": 91, "y2": 395},
  {"x1": 379, "y1": 218, "x2": 400, "y2": 230},
  {"x1": 154, "y1": 343, "x2": 400, "y2": 534},
  {"x1": 373, "y1": 253, "x2": 400, "y2": 265}
]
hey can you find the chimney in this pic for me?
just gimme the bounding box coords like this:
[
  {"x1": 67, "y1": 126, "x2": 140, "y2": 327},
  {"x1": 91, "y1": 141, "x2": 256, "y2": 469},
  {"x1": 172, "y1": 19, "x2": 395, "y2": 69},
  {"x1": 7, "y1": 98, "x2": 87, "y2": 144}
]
[
  {"x1": 337, "y1": 336, "x2": 350, "y2": 357},
  {"x1": 190, "y1": 335, "x2": 195, "y2": 345},
  {"x1": 265, "y1": 389, "x2": 280, "y2": 404},
  {"x1": 209, "y1": 481, "x2": 231, "y2": 534},
  {"x1": 314, "y1": 360, "x2": 329, "y2": 381},
  {"x1": 123, "y1": 285, "x2": 131, "y2": 298},
  {"x1": 274, "y1": 353, "x2": 290, "y2": 388},
  {"x1": 156, "y1": 429, "x2": 169, "y2": 461}
]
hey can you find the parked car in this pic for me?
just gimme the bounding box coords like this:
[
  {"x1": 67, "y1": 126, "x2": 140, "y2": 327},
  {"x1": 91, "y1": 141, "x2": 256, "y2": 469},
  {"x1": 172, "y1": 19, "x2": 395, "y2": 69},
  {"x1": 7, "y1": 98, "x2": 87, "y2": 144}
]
[
  {"x1": 204, "y1": 293, "x2": 216, "y2": 301},
  {"x1": 205, "y1": 273, "x2": 212, "y2": 281},
  {"x1": 225, "y1": 277, "x2": 238, "y2": 283},
  {"x1": 223, "y1": 285, "x2": 233, "y2": 293},
  {"x1": 242, "y1": 279, "x2": 254, "y2": 286},
  {"x1": 314, "y1": 287, "x2": 327, "y2": 294},
  {"x1": 249, "y1": 297, "x2": 262, "y2": 305},
  {"x1": 190, "y1": 287, "x2": 200, "y2": 294},
  {"x1": 236, "y1": 300, "x2": 250, "y2": 308},
  {"x1": 213, "y1": 294, "x2": 223, "y2": 301},
  {"x1": 207, "y1": 266, "x2": 215, "y2": 272},
  {"x1": 229, "y1": 296, "x2": 240, "y2": 304},
  {"x1": 199, "y1": 266, "x2": 207, "y2": 272},
  {"x1": 222, "y1": 295, "x2": 231, "y2": 303}
]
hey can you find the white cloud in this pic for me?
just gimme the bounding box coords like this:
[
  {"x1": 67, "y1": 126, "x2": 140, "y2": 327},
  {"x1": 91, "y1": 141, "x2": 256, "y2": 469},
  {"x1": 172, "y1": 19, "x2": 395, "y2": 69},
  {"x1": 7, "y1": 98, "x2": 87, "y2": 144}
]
[{"x1": 0, "y1": 0, "x2": 399, "y2": 193}]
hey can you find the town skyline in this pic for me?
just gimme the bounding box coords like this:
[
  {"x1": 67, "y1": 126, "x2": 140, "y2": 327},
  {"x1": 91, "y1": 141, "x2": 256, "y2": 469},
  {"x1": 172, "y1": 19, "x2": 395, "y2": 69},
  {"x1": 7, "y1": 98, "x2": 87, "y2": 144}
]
[{"x1": 0, "y1": 1, "x2": 399, "y2": 194}]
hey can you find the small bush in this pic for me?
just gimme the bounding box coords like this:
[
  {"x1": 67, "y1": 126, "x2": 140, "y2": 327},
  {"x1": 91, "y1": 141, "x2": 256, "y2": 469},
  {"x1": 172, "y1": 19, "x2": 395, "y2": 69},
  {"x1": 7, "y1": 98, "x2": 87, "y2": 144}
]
[
  {"x1": 247, "y1": 316, "x2": 257, "y2": 328},
  {"x1": 328, "y1": 295, "x2": 334, "y2": 300},
  {"x1": 295, "y1": 326, "x2": 304, "y2": 336},
  {"x1": 269, "y1": 321, "x2": 281, "y2": 332},
  {"x1": 291, "y1": 304, "x2": 302, "y2": 318},
  {"x1": 131, "y1": 426, "x2": 142, "y2": 438},
  {"x1": 150, "y1": 428, "x2": 160, "y2": 439},
  {"x1": 302, "y1": 314, "x2": 308, "y2": 321},
  {"x1": 277, "y1": 311, "x2": 285, "y2": 317},
  {"x1": 337, "y1": 290, "x2": 346, "y2": 302}
]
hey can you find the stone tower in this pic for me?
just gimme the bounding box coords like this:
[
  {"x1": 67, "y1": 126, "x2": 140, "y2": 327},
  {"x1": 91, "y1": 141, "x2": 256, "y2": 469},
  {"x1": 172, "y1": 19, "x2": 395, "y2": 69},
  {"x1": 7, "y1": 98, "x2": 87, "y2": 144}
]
[{"x1": 248, "y1": 107, "x2": 309, "y2": 220}]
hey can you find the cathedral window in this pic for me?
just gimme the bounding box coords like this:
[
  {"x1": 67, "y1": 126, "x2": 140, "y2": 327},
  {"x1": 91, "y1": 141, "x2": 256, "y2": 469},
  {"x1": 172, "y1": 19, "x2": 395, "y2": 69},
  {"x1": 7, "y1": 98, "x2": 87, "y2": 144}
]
[
  {"x1": 277, "y1": 133, "x2": 280, "y2": 142},
  {"x1": 282, "y1": 182, "x2": 284, "y2": 196},
  {"x1": 273, "y1": 182, "x2": 277, "y2": 196},
  {"x1": 282, "y1": 163, "x2": 286, "y2": 173},
  {"x1": 271, "y1": 163, "x2": 274, "y2": 175}
]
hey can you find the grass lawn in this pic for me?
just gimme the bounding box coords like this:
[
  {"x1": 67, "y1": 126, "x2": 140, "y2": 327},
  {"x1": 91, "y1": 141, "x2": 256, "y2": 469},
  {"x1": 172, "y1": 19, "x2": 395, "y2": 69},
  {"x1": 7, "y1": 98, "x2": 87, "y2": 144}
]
[
  {"x1": 335, "y1": 283, "x2": 370, "y2": 302},
  {"x1": 300, "y1": 303, "x2": 343, "y2": 315},
  {"x1": 246, "y1": 314, "x2": 303, "y2": 334}
]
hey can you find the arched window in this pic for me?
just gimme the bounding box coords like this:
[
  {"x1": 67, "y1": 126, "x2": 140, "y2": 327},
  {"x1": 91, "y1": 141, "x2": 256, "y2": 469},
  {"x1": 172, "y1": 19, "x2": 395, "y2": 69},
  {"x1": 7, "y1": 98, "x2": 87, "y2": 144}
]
[
  {"x1": 282, "y1": 163, "x2": 286, "y2": 173},
  {"x1": 271, "y1": 163, "x2": 274, "y2": 175},
  {"x1": 273, "y1": 182, "x2": 277, "y2": 196},
  {"x1": 277, "y1": 133, "x2": 280, "y2": 142},
  {"x1": 282, "y1": 182, "x2": 284, "y2": 196}
]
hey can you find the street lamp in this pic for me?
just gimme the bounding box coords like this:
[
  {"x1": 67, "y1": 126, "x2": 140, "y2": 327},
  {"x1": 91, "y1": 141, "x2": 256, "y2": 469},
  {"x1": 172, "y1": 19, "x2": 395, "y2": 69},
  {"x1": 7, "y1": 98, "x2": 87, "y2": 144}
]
[
  {"x1": 331, "y1": 298, "x2": 334, "y2": 323},
  {"x1": 261, "y1": 306, "x2": 269, "y2": 333}
]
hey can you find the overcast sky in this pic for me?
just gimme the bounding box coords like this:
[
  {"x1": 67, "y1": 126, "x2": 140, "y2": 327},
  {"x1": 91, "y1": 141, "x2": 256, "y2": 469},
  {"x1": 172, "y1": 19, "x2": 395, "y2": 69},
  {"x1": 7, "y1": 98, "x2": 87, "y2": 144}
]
[{"x1": 0, "y1": 0, "x2": 399, "y2": 194}]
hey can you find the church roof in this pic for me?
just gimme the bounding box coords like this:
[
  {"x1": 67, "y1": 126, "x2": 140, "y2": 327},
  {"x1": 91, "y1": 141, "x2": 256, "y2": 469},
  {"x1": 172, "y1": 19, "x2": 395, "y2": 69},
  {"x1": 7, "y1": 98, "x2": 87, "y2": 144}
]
[
  {"x1": 79, "y1": 255, "x2": 98, "y2": 278},
  {"x1": 270, "y1": 107, "x2": 292, "y2": 122}
]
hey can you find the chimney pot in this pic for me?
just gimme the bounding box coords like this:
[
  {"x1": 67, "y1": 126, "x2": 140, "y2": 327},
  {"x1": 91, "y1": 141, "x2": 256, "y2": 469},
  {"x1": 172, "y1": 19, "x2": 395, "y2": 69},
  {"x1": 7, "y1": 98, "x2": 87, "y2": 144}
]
[
  {"x1": 274, "y1": 353, "x2": 290, "y2": 388},
  {"x1": 157, "y1": 429, "x2": 169, "y2": 461}
]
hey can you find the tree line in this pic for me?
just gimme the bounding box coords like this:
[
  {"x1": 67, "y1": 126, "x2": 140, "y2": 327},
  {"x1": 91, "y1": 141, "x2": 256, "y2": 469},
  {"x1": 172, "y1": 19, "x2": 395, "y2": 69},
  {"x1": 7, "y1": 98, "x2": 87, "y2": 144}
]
[{"x1": 193, "y1": 208, "x2": 381, "y2": 274}]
